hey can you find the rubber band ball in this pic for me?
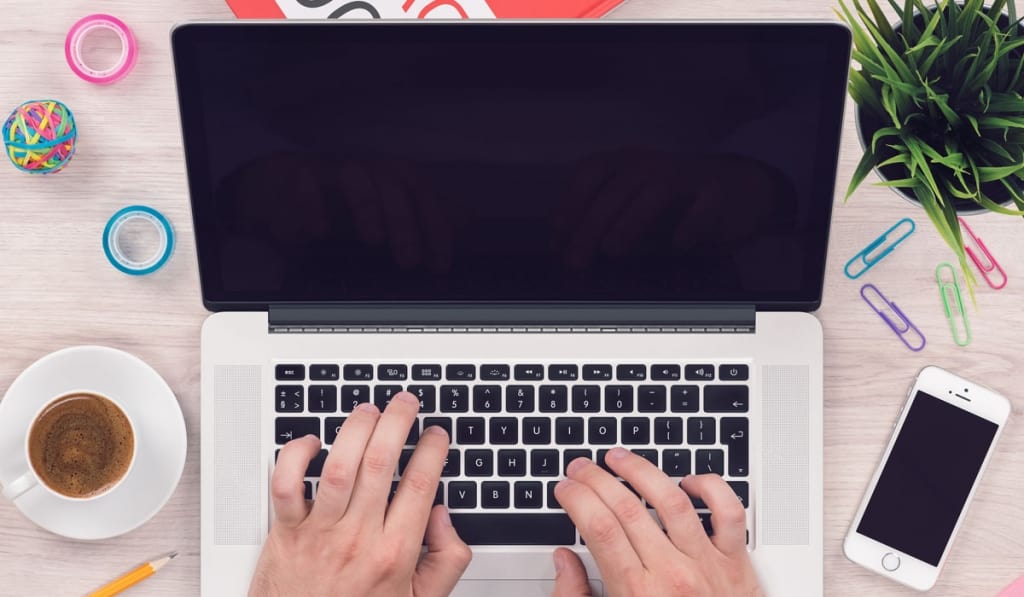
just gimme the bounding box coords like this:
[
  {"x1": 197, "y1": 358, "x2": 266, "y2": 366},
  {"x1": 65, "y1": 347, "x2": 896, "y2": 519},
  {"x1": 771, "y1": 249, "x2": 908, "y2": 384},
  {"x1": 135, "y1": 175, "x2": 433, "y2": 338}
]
[{"x1": 2, "y1": 100, "x2": 77, "y2": 174}]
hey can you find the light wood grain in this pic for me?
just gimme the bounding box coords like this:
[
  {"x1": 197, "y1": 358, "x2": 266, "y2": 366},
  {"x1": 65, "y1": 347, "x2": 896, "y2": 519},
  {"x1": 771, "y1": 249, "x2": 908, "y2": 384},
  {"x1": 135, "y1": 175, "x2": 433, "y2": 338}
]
[{"x1": 1, "y1": 1, "x2": 1022, "y2": 595}]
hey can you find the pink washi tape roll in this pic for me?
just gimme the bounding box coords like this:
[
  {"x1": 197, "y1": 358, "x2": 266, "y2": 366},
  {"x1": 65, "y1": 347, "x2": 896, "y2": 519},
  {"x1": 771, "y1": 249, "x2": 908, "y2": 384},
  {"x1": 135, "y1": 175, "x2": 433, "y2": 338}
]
[{"x1": 64, "y1": 14, "x2": 138, "y2": 84}]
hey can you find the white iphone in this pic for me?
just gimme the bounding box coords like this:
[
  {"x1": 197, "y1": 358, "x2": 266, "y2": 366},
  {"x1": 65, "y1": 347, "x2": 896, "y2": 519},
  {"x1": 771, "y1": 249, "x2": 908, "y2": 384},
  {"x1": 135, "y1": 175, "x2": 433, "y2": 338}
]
[{"x1": 844, "y1": 366, "x2": 1010, "y2": 591}]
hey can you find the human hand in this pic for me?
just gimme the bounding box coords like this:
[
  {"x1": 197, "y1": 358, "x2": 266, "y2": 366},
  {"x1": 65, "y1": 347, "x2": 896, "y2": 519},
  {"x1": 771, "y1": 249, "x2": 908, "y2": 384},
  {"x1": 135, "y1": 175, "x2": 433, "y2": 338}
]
[
  {"x1": 249, "y1": 392, "x2": 472, "y2": 597},
  {"x1": 551, "y1": 449, "x2": 763, "y2": 597}
]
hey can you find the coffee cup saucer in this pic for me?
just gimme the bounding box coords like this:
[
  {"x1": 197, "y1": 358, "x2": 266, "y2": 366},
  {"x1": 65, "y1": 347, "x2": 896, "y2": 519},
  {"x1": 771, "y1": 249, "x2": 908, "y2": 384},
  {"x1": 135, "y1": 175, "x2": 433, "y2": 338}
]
[{"x1": 0, "y1": 346, "x2": 187, "y2": 540}]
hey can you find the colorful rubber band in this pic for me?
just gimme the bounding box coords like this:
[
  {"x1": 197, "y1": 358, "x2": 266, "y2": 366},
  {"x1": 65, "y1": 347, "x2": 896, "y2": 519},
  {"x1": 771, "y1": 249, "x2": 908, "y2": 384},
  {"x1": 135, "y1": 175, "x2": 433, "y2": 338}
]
[
  {"x1": 65, "y1": 14, "x2": 138, "y2": 84},
  {"x1": 103, "y1": 206, "x2": 175, "y2": 276}
]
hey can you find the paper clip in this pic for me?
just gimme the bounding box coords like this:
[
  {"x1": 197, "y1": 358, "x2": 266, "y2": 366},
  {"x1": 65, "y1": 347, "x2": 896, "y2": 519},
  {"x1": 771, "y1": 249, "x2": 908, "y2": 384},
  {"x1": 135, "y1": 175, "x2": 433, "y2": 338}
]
[
  {"x1": 936, "y1": 262, "x2": 971, "y2": 346},
  {"x1": 959, "y1": 217, "x2": 1007, "y2": 290},
  {"x1": 860, "y1": 284, "x2": 926, "y2": 351},
  {"x1": 844, "y1": 218, "x2": 916, "y2": 279}
]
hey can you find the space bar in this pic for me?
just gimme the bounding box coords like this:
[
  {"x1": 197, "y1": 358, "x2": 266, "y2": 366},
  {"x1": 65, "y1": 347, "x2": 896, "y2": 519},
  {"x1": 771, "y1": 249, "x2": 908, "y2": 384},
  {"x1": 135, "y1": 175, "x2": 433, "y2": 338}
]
[{"x1": 449, "y1": 513, "x2": 576, "y2": 545}]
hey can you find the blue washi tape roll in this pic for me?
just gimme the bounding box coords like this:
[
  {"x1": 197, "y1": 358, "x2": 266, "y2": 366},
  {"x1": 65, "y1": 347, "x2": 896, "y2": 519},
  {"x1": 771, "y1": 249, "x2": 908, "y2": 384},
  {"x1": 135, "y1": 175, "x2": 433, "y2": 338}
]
[{"x1": 103, "y1": 205, "x2": 175, "y2": 275}]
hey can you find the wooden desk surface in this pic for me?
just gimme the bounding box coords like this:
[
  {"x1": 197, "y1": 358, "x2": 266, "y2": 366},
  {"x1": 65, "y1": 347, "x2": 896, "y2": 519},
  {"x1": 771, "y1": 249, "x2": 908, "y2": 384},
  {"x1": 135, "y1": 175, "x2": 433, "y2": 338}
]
[{"x1": 1, "y1": 0, "x2": 1021, "y2": 595}]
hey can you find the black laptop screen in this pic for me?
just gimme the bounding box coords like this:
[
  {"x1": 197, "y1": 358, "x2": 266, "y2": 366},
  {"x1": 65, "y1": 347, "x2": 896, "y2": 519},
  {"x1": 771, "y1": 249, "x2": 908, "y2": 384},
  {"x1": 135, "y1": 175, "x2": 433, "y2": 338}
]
[{"x1": 172, "y1": 23, "x2": 850, "y2": 310}]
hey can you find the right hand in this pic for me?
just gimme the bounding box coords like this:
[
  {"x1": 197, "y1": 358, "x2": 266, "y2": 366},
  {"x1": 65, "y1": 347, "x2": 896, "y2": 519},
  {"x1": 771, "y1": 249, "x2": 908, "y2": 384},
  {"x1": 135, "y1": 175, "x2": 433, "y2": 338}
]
[{"x1": 551, "y1": 448, "x2": 764, "y2": 597}]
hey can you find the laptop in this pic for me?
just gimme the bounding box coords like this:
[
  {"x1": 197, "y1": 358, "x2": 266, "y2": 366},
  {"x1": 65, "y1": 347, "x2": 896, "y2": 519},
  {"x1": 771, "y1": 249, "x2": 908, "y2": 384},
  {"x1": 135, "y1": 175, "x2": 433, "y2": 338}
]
[{"x1": 172, "y1": 20, "x2": 851, "y2": 596}]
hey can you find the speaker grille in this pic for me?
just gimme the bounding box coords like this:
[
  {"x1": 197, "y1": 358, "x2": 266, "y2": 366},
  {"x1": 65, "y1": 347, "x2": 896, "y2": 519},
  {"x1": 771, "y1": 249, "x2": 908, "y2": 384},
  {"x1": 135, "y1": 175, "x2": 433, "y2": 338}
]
[
  {"x1": 762, "y1": 365, "x2": 809, "y2": 545},
  {"x1": 213, "y1": 365, "x2": 262, "y2": 545}
]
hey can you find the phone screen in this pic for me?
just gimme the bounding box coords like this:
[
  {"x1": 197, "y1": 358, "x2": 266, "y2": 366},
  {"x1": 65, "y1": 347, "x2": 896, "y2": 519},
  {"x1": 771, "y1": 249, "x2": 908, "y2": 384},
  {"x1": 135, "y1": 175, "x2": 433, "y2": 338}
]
[{"x1": 857, "y1": 391, "x2": 998, "y2": 565}]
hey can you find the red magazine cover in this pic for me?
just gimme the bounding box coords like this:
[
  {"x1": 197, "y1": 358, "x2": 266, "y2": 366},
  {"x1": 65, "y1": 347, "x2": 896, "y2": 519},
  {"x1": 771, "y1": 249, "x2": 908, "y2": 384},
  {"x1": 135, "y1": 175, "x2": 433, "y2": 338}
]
[{"x1": 225, "y1": 0, "x2": 625, "y2": 19}]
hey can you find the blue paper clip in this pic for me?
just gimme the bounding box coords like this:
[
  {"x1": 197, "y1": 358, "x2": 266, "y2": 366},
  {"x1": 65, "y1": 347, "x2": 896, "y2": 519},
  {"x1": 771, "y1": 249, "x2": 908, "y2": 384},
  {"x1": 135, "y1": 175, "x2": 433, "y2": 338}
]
[
  {"x1": 844, "y1": 218, "x2": 916, "y2": 279},
  {"x1": 960, "y1": 217, "x2": 1008, "y2": 290},
  {"x1": 936, "y1": 262, "x2": 971, "y2": 346},
  {"x1": 860, "y1": 284, "x2": 926, "y2": 351}
]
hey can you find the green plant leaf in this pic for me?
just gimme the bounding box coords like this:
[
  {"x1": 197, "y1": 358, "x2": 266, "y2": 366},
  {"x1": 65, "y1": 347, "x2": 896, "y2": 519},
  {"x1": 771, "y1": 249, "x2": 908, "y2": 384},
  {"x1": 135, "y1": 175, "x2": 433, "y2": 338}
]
[
  {"x1": 846, "y1": 147, "x2": 881, "y2": 200},
  {"x1": 875, "y1": 177, "x2": 921, "y2": 187},
  {"x1": 865, "y1": 0, "x2": 898, "y2": 43},
  {"x1": 977, "y1": 163, "x2": 1024, "y2": 182}
]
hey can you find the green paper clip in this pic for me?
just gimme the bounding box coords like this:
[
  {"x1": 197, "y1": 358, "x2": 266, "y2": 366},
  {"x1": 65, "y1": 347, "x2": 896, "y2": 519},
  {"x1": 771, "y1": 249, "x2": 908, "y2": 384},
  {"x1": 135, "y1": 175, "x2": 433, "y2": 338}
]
[{"x1": 936, "y1": 262, "x2": 971, "y2": 346}]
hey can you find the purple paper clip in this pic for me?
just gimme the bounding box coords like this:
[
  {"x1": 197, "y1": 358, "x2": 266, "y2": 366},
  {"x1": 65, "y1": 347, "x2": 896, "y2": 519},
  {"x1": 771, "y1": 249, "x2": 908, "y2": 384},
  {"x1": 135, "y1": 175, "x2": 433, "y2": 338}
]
[
  {"x1": 960, "y1": 217, "x2": 1008, "y2": 290},
  {"x1": 860, "y1": 284, "x2": 926, "y2": 351}
]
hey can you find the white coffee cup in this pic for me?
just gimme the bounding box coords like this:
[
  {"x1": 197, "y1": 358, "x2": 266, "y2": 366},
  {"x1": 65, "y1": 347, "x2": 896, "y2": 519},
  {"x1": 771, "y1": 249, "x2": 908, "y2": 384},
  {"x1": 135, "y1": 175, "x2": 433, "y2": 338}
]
[{"x1": 2, "y1": 391, "x2": 137, "y2": 502}]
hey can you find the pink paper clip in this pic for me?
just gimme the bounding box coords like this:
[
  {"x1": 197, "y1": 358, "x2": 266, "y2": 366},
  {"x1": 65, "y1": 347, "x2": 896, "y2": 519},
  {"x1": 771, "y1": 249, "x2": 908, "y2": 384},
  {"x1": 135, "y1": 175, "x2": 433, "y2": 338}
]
[{"x1": 960, "y1": 217, "x2": 1007, "y2": 289}]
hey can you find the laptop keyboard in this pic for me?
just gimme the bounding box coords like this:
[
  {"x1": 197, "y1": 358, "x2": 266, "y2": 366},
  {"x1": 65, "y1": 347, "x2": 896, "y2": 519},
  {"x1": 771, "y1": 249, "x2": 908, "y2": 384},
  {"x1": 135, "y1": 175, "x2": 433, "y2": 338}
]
[{"x1": 274, "y1": 361, "x2": 751, "y2": 546}]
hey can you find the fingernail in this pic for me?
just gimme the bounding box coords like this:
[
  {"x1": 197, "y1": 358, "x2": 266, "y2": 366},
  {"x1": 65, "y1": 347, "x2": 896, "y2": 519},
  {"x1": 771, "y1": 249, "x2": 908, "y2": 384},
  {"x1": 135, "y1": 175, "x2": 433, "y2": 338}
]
[
  {"x1": 553, "y1": 551, "x2": 565, "y2": 575},
  {"x1": 356, "y1": 402, "x2": 377, "y2": 413},
  {"x1": 607, "y1": 447, "x2": 628, "y2": 461},
  {"x1": 566, "y1": 457, "x2": 589, "y2": 475},
  {"x1": 397, "y1": 392, "x2": 419, "y2": 405},
  {"x1": 425, "y1": 424, "x2": 449, "y2": 438}
]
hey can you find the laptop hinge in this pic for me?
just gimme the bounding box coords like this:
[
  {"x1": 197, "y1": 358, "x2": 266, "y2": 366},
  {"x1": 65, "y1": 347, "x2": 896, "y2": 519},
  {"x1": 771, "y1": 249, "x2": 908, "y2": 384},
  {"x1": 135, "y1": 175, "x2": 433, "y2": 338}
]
[{"x1": 268, "y1": 304, "x2": 755, "y2": 334}]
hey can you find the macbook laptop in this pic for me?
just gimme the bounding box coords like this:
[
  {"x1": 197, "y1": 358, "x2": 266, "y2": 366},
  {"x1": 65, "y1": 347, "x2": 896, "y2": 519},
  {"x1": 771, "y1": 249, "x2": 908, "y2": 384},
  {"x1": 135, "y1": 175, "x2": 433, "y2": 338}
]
[{"x1": 172, "y1": 21, "x2": 851, "y2": 596}]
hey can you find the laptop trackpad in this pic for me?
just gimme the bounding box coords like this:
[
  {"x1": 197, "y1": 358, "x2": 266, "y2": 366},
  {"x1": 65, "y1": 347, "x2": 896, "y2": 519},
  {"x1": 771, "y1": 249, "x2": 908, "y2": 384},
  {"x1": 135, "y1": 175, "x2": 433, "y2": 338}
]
[{"x1": 452, "y1": 579, "x2": 604, "y2": 596}]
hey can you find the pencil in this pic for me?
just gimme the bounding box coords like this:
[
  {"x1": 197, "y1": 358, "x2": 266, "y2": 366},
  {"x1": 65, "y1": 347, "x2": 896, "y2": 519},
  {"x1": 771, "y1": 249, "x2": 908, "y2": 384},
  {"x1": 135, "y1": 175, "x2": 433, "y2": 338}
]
[{"x1": 87, "y1": 552, "x2": 178, "y2": 597}]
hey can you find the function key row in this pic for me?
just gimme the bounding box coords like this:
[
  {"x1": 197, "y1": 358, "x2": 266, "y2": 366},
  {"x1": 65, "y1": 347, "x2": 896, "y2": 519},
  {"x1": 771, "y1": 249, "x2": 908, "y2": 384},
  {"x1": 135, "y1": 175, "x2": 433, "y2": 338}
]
[{"x1": 277, "y1": 363, "x2": 749, "y2": 382}]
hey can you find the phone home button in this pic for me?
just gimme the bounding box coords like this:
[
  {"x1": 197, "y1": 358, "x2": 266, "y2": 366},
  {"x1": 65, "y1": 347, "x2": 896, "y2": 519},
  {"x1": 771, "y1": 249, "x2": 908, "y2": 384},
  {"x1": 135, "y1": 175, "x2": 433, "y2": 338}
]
[{"x1": 882, "y1": 552, "x2": 901, "y2": 571}]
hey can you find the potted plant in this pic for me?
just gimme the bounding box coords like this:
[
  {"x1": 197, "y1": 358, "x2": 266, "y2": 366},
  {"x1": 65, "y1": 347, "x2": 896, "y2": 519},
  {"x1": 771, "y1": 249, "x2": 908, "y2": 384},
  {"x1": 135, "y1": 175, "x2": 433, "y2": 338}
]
[{"x1": 837, "y1": 0, "x2": 1024, "y2": 290}]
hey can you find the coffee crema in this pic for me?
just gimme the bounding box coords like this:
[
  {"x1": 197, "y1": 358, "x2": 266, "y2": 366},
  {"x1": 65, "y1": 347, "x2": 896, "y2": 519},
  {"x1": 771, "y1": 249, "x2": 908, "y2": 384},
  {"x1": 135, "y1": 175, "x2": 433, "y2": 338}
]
[{"x1": 27, "y1": 393, "x2": 134, "y2": 498}]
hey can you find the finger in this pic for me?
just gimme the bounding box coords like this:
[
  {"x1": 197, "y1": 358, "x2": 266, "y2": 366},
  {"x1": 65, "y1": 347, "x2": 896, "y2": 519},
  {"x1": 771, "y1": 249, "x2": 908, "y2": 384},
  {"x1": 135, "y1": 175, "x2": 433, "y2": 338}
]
[
  {"x1": 413, "y1": 505, "x2": 473, "y2": 597},
  {"x1": 337, "y1": 161, "x2": 386, "y2": 246},
  {"x1": 270, "y1": 434, "x2": 322, "y2": 528},
  {"x1": 565, "y1": 456, "x2": 673, "y2": 565},
  {"x1": 554, "y1": 478, "x2": 642, "y2": 584},
  {"x1": 551, "y1": 548, "x2": 593, "y2": 597},
  {"x1": 307, "y1": 402, "x2": 380, "y2": 526},
  {"x1": 386, "y1": 425, "x2": 450, "y2": 543},
  {"x1": 372, "y1": 162, "x2": 423, "y2": 269},
  {"x1": 564, "y1": 173, "x2": 642, "y2": 269},
  {"x1": 680, "y1": 474, "x2": 748, "y2": 555},
  {"x1": 601, "y1": 183, "x2": 675, "y2": 256},
  {"x1": 346, "y1": 391, "x2": 421, "y2": 521},
  {"x1": 604, "y1": 447, "x2": 708, "y2": 556}
]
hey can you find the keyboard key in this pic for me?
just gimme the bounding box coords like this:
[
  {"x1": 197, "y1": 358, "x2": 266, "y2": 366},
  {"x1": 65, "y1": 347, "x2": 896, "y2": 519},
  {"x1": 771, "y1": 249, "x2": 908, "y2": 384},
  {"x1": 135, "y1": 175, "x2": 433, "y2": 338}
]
[
  {"x1": 637, "y1": 385, "x2": 667, "y2": 412},
  {"x1": 374, "y1": 385, "x2": 402, "y2": 409},
  {"x1": 728, "y1": 481, "x2": 750, "y2": 508},
  {"x1": 621, "y1": 418, "x2": 650, "y2": 445},
  {"x1": 481, "y1": 364, "x2": 510, "y2": 381},
  {"x1": 704, "y1": 386, "x2": 749, "y2": 412},
  {"x1": 310, "y1": 364, "x2": 339, "y2": 381},
  {"x1": 440, "y1": 385, "x2": 469, "y2": 412},
  {"x1": 423, "y1": 417, "x2": 452, "y2": 439},
  {"x1": 547, "y1": 481, "x2": 563, "y2": 509},
  {"x1": 555, "y1": 418, "x2": 585, "y2": 445},
  {"x1": 407, "y1": 385, "x2": 437, "y2": 413},
  {"x1": 616, "y1": 364, "x2": 647, "y2": 381},
  {"x1": 721, "y1": 417, "x2": 749, "y2": 477},
  {"x1": 303, "y1": 480, "x2": 313, "y2": 500},
  {"x1": 398, "y1": 448, "x2": 415, "y2": 475},
  {"x1": 548, "y1": 364, "x2": 578, "y2": 381},
  {"x1": 378, "y1": 365, "x2": 408, "y2": 381},
  {"x1": 651, "y1": 364, "x2": 681, "y2": 381},
  {"x1": 405, "y1": 420, "x2": 420, "y2": 446},
  {"x1": 466, "y1": 449, "x2": 494, "y2": 476},
  {"x1": 698, "y1": 512, "x2": 714, "y2": 535},
  {"x1": 489, "y1": 418, "x2": 519, "y2": 445},
  {"x1": 687, "y1": 417, "x2": 716, "y2": 444},
  {"x1": 522, "y1": 418, "x2": 551, "y2": 445},
  {"x1": 482, "y1": 481, "x2": 510, "y2": 508},
  {"x1": 308, "y1": 385, "x2": 337, "y2": 413},
  {"x1": 343, "y1": 364, "x2": 373, "y2": 381},
  {"x1": 340, "y1": 385, "x2": 371, "y2": 412},
  {"x1": 275, "y1": 385, "x2": 304, "y2": 413},
  {"x1": 583, "y1": 364, "x2": 612, "y2": 380},
  {"x1": 604, "y1": 385, "x2": 634, "y2": 412},
  {"x1": 539, "y1": 385, "x2": 568, "y2": 412},
  {"x1": 448, "y1": 481, "x2": 477, "y2": 509},
  {"x1": 325, "y1": 417, "x2": 345, "y2": 444},
  {"x1": 588, "y1": 418, "x2": 617, "y2": 444},
  {"x1": 632, "y1": 449, "x2": 658, "y2": 467},
  {"x1": 446, "y1": 364, "x2": 476, "y2": 381},
  {"x1": 670, "y1": 385, "x2": 700, "y2": 412},
  {"x1": 276, "y1": 448, "x2": 328, "y2": 477},
  {"x1": 473, "y1": 386, "x2": 502, "y2": 412},
  {"x1": 498, "y1": 449, "x2": 527, "y2": 476},
  {"x1": 719, "y1": 364, "x2": 749, "y2": 381},
  {"x1": 695, "y1": 449, "x2": 725, "y2": 475},
  {"x1": 531, "y1": 450, "x2": 560, "y2": 476},
  {"x1": 457, "y1": 417, "x2": 486, "y2": 444},
  {"x1": 505, "y1": 386, "x2": 535, "y2": 412},
  {"x1": 514, "y1": 481, "x2": 544, "y2": 509},
  {"x1": 514, "y1": 365, "x2": 544, "y2": 380},
  {"x1": 684, "y1": 364, "x2": 715, "y2": 381},
  {"x1": 653, "y1": 417, "x2": 684, "y2": 445},
  {"x1": 442, "y1": 449, "x2": 461, "y2": 477},
  {"x1": 412, "y1": 364, "x2": 442, "y2": 381},
  {"x1": 571, "y1": 385, "x2": 601, "y2": 412},
  {"x1": 275, "y1": 364, "x2": 304, "y2": 381},
  {"x1": 661, "y1": 449, "x2": 691, "y2": 477},
  {"x1": 595, "y1": 449, "x2": 612, "y2": 473},
  {"x1": 562, "y1": 449, "x2": 592, "y2": 475},
  {"x1": 434, "y1": 483, "x2": 444, "y2": 506},
  {"x1": 276, "y1": 417, "x2": 319, "y2": 444},
  {"x1": 449, "y1": 513, "x2": 575, "y2": 545}
]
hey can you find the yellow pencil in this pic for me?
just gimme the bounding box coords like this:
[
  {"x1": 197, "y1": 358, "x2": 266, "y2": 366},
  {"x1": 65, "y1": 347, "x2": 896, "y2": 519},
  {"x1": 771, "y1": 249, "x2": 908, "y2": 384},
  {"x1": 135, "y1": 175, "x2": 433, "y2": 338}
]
[{"x1": 87, "y1": 552, "x2": 178, "y2": 597}]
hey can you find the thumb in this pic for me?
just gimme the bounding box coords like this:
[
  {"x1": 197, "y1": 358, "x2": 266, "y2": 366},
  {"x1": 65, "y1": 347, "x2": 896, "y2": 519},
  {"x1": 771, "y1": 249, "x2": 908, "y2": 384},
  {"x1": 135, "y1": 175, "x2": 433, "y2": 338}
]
[
  {"x1": 414, "y1": 506, "x2": 472, "y2": 597},
  {"x1": 551, "y1": 548, "x2": 592, "y2": 597}
]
